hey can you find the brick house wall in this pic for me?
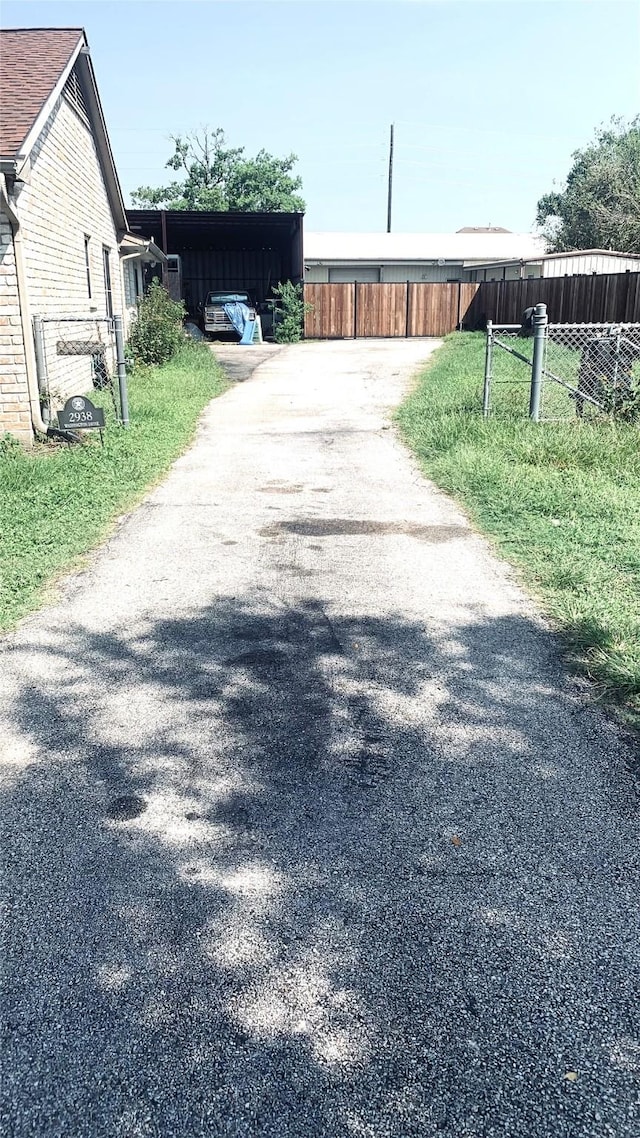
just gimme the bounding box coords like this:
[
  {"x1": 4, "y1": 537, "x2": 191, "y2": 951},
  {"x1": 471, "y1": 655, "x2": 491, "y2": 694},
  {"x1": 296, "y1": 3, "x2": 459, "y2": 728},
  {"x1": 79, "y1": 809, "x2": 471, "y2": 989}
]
[
  {"x1": 0, "y1": 213, "x2": 31, "y2": 444},
  {"x1": 1, "y1": 88, "x2": 126, "y2": 441}
]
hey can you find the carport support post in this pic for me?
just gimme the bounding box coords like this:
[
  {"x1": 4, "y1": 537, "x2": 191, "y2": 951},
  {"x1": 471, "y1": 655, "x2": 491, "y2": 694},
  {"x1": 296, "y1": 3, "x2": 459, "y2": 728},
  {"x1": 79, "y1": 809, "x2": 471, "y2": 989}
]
[
  {"x1": 483, "y1": 320, "x2": 493, "y2": 418},
  {"x1": 113, "y1": 314, "x2": 129, "y2": 428},
  {"x1": 529, "y1": 302, "x2": 548, "y2": 422}
]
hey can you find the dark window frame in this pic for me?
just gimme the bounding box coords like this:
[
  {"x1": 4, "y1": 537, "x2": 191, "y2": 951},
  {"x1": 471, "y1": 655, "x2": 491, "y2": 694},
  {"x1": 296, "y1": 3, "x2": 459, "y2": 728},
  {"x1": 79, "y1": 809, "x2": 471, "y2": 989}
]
[
  {"x1": 103, "y1": 245, "x2": 113, "y2": 318},
  {"x1": 84, "y1": 235, "x2": 92, "y2": 298}
]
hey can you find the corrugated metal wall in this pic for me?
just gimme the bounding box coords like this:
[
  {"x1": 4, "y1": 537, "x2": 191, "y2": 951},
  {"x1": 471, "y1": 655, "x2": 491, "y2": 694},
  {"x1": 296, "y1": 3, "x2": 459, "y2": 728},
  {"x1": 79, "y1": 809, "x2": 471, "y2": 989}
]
[
  {"x1": 180, "y1": 249, "x2": 284, "y2": 313},
  {"x1": 542, "y1": 254, "x2": 640, "y2": 277},
  {"x1": 466, "y1": 264, "x2": 540, "y2": 282}
]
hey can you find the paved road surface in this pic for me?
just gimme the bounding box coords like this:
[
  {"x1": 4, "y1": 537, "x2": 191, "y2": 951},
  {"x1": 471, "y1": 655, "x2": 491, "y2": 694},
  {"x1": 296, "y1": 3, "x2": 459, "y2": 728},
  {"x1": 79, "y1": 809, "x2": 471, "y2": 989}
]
[{"x1": 1, "y1": 340, "x2": 638, "y2": 1137}]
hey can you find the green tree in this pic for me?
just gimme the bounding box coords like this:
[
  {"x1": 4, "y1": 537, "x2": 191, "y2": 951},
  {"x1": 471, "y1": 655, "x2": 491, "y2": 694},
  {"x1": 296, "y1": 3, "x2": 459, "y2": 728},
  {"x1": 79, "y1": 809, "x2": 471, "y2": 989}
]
[
  {"x1": 131, "y1": 128, "x2": 305, "y2": 212},
  {"x1": 270, "y1": 281, "x2": 312, "y2": 343},
  {"x1": 536, "y1": 117, "x2": 640, "y2": 253}
]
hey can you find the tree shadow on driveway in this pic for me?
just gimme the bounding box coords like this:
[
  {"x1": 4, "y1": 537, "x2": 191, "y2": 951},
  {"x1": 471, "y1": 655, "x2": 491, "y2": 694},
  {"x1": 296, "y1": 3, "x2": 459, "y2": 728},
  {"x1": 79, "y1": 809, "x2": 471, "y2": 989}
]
[{"x1": 1, "y1": 597, "x2": 638, "y2": 1137}]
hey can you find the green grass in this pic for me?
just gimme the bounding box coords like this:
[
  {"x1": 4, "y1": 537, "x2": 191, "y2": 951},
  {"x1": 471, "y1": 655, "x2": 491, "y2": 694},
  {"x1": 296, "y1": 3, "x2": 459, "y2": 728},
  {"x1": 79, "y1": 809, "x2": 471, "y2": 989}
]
[
  {"x1": 397, "y1": 332, "x2": 640, "y2": 729},
  {"x1": 0, "y1": 342, "x2": 227, "y2": 630}
]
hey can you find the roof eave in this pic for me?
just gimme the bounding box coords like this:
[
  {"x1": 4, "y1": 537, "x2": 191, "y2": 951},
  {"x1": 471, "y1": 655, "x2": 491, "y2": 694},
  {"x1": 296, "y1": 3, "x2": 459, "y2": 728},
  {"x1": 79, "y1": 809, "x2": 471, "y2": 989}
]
[
  {"x1": 146, "y1": 240, "x2": 167, "y2": 263},
  {"x1": 462, "y1": 258, "x2": 543, "y2": 269},
  {"x1": 305, "y1": 257, "x2": 463, "y2": 266},
  {"x1": 541, "y1": 248, "x2": 640, "y2": 260},
  {"x1": 119, "y1": 232, "x2": 167, "y2": 263},
  {"x1": 75, "y1": 47, "x2": 127, "y2": 233}
]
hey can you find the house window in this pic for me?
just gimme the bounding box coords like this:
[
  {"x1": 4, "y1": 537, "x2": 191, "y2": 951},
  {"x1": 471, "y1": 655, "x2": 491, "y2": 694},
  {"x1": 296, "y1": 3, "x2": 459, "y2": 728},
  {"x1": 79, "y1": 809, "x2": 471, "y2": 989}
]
[
  {"x1": 128, "y1": 261, "x2": 143, "y2": 301},
  {"x1": 103, "y1": 246, "x2": 113, "y2": 318},
  {"x1": 84, "y1": 236, "x2": 92, "y2": 298}
]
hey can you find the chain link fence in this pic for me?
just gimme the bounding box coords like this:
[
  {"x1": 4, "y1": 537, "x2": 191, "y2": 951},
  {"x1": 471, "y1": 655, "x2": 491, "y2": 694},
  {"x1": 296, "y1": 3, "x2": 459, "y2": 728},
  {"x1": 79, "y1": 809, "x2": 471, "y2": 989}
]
[
  {"x1": 484, "y1": 318, "x2": 640, "y2": 423},
  {"x1": 32, "y1": 315, "x2": 126, "y2": 426}
]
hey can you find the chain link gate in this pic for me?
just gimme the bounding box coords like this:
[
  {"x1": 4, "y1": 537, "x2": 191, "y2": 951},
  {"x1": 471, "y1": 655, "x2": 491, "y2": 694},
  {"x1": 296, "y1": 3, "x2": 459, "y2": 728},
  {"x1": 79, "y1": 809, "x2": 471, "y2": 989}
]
[
  {"x1": 32, "y1": 315, "x2": 129, "y2": 429},
  {"x1": 482, "y1": 324, "x2": 534, "y2": 419},
  {"x1": 544, "y1": 323, "x2": 640, "y2": 420},
  {"x1": 484, "y1": 313, "x2": 640, "y2": 422}
]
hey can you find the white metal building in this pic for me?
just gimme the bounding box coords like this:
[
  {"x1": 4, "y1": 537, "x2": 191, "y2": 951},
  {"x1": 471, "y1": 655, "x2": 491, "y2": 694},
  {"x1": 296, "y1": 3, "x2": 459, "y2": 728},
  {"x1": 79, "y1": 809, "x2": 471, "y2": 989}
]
[
  {"x1": 467, "y1": 249, "x2": 640, "y2": 282},
  {"x1": 304, "y1": 231, "x2": 546, "y2": 284}
]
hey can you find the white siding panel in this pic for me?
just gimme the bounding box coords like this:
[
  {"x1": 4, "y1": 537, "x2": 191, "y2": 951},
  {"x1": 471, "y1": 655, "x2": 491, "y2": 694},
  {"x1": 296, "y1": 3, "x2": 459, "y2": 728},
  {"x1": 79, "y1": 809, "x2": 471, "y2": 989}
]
[
  {"x1": 304, "y1": 266, "x2": 329, "y2": 283},
  {"x1": 304, "y1": 262, "x2": 467, "y2": 283},
  {"x1": 329, "y1": 266, "x2": 380, "y2": 283},
  {"x1": 380, "y1": 263, "x2": 464, "y2": 282}
]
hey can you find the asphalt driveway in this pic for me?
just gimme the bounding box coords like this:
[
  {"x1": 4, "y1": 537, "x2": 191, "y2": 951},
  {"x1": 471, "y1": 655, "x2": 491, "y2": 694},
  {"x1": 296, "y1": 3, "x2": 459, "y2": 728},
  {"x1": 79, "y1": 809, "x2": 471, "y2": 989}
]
[{"x1": 1, "y1": 339, "x2": 638, "y2": 1137}]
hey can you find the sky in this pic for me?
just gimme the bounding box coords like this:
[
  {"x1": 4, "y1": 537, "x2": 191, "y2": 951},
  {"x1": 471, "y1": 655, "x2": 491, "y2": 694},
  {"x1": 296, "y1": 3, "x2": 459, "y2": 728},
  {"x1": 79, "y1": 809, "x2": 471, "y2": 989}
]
[{"x1": 3, "y1": 0, "x2": 640, "y2": 233}]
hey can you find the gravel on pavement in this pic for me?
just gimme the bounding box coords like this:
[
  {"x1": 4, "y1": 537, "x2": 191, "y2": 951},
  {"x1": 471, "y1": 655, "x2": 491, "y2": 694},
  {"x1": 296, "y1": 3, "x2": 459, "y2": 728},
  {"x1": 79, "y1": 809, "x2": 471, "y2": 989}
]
[{"x1": 1, "y1": 339, "x2": 638, "y2": 1138}]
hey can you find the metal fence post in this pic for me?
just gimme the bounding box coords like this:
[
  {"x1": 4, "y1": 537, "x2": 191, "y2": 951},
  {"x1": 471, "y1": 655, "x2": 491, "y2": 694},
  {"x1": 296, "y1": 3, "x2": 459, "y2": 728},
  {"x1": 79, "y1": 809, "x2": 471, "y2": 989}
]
[
  {"x1": 529, "y1": 302, "x2": 548, "y2": 421},
  {"x1": 113, "y1": 314, "x2": 129, "y2": 427},
  {"x1": 483, "y1": 320, "x2": 493, "y2": 418},
  {"x1": 32, "y1": 314, "x2": 50, "y2": 423}
]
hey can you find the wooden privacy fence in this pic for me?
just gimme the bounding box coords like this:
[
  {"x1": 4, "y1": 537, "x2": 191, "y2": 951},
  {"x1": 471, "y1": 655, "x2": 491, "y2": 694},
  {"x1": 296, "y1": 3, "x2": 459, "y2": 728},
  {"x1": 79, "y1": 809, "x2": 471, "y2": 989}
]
[
  {"x1": 304, "y1": 273, "x2": 640, "y2": 338},
  {"x1": 304, "y1": 282, "x2": 479, "y2": 339},
  {"x1": 464, "y1": 271, "x2": 640, "y2": 328}
]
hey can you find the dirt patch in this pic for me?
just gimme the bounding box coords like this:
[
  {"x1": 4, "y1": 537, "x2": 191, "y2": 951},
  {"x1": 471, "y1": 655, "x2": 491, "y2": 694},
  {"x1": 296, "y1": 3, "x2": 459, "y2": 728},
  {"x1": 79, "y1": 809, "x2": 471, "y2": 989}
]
[
  {"x1": 211, "y1": 344, "x2": 283, "y2": 384},
  {"x1": 259, "y1": 484, "x2": 303, "y2": 495},
  {"x1": 260, "y1": 519, "x2": 469, "y2": 541}
]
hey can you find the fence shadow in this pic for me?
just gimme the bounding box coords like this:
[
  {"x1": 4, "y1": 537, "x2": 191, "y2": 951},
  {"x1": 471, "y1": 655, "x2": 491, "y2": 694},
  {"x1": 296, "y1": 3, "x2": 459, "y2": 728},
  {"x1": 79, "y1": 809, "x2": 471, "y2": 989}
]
[{"x1": 2, "y1": 596, "x2": 638, "y2": 1136}]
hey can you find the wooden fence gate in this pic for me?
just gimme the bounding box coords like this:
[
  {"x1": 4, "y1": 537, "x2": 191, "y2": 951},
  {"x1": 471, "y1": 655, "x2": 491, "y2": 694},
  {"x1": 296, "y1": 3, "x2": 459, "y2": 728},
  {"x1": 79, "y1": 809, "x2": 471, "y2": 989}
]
[{"x1": 304, "y1": 282, "x2": 480, "y2": 339}]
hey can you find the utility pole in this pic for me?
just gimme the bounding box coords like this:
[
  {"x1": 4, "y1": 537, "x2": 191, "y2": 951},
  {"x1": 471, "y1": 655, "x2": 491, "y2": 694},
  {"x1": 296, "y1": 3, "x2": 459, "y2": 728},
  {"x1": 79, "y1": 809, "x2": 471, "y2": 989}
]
[{"x1": 387, "y1": 123, "x2": 394, "y2": 233}]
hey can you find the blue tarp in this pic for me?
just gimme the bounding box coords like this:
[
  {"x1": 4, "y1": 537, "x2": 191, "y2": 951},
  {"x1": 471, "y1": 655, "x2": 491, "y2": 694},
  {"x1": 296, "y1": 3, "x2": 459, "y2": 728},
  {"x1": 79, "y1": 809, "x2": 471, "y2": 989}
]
[{"x1": 224, "y1": 302, "x2": 251, "y2": 335}]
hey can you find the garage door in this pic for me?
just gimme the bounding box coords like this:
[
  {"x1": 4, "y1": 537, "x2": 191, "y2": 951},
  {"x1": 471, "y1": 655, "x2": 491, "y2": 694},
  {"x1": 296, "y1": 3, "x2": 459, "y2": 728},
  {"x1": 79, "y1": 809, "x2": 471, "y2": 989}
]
[{"x1": 328, "y1": 266, "x2": 380, "y2": 283}]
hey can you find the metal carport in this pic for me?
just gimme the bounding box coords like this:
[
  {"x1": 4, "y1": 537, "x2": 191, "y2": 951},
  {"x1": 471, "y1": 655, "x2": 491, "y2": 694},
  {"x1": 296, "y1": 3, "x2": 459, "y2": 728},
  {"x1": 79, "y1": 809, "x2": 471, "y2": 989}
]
[{"x1": 126, "y1": 209, "x2": 304, "y2": 317}]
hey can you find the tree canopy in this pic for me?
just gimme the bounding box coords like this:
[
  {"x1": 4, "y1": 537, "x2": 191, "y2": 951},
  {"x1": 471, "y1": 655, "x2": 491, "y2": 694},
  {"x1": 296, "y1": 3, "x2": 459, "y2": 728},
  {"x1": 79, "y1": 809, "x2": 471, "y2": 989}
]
[
  {"x1": 131, "y1": 128, "x2": 305, "y2": 213},
  {"x1": 536, "y1": 117, "x2": 640, "y2": 253}
]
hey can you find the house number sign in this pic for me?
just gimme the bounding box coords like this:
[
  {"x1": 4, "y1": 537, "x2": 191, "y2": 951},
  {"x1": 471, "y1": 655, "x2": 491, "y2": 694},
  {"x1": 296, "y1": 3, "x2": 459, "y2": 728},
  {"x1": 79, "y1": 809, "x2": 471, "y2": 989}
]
[{"x1": 58, "y1": 395, "x2": 105, "y2": 430}]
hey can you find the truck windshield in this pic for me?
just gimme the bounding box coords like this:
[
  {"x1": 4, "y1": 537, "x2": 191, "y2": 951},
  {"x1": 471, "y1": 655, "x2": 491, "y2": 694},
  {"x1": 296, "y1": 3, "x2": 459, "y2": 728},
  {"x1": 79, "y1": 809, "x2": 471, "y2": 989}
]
[{"x1": 206, "y1": 293, "x2": 250, "y2": 304}]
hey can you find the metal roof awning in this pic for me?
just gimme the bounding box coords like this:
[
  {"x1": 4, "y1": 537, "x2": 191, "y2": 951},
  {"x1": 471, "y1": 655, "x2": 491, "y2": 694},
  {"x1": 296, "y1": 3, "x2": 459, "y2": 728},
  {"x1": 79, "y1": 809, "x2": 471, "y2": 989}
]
[
  {"x1": 127, "y1": 210, "x2": 304, "y2": 253},
  {"x1": 119, "y1": 231, "x2": 166, "y2": 263}
]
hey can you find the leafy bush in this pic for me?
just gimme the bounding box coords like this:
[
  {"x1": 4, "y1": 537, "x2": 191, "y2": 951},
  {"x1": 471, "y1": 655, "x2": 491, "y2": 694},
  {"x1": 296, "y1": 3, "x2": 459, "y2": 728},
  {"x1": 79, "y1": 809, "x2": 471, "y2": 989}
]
[
  {"x1": 614, "y1": 385, "x2": 640, "y2": 422},
  {"x1": 127, "y1": 281, "x2": 186, "y2": 365},
  {"x1": 0, "y1": 433, "x2": 21, "y2": 457},
  {"x1": 270, "y1": 281, "x2": 311, "y2": 344}
]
